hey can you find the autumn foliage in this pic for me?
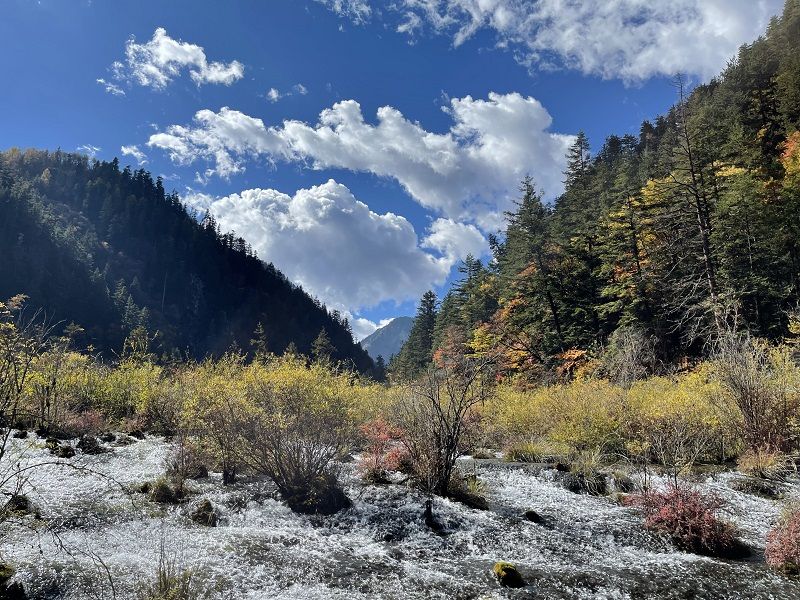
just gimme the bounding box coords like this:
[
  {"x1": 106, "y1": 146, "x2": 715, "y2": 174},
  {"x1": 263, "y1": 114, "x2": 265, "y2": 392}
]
[
  {"x1": 765, "y1": 506, "x2": 800, "y2": 574},
  {"x1": 630, "y1": 486, "x2": 739, "y2": 557}
]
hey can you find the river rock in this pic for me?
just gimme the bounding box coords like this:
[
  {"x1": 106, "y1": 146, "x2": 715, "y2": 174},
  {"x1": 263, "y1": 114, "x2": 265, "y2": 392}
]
[
  {"x1": 7, "y1": 494, "x2": 30, "y2": 514},
  {"x1": 523, "y1": 510, "x2": 543, "y2": 523},
  {"x1": 149, "y1": 478, "x2": 178, "y2": 504},
  {"x1": 0, "y1": 564, "x2": 28, "y2": 599},
  {"x1": 730, "y1": 477, "x2": 782, "y2": 499},
  {"x1": 493, "y1": 561, "x2": 525, "y2": 588},
  {"x1": 190, "y1": 499, "x2": 218, "y2": 526},
  {"x1": 77, "y1": 435, "x2": 105, "y2": 455},
  {"x1": 284, "y1": 476, "x2": 351, "y2": 515},
  {"x1": 47, "y1": 439, "x2": 75, "y2": 459}
]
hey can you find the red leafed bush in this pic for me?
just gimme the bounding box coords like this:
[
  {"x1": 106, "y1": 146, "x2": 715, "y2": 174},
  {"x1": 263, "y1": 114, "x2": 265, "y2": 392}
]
[
  {"x1": 61, "y1": 409, "x2": 107, "y2": 437},
  {"x1": 766, "y1": 507, "x2": 800, "y2": 574},
  {"x1": 630, "y1": 486, "x2": 738, "y2": 556},
  {"x1": 358, "y1": 419, "x2": 405, "y2": 482}
]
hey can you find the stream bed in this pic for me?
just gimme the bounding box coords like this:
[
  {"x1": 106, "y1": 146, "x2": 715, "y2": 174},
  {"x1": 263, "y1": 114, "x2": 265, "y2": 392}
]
[{"x1": 2, "y1": 434, "x2": 799, "y2": 599}]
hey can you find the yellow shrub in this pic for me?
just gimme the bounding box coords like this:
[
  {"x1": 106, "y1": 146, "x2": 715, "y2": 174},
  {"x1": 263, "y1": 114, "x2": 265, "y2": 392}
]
[{"x1": 484, "y1": 379, "x2": 625, "y2": 454}]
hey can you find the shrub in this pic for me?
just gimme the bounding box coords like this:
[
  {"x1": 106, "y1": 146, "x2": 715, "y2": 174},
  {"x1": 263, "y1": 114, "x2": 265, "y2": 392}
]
[
  {"x1": 137, "y1": 543, "x2": 198, "y2": 600},
  {"x1": 713, "y1": 334, "x2": 800, "y2": 453},
  {"x1": 600, "y1": 326, "x2": 659, "y2": 386},
  {"x1": 180, "y1": 355, "x2": 249, "y2": 485},
  {"x1": 626, "y1": 371, "x2": 726, "y2": 482},
  {"x1": 396, "y1": 347, "x2": 494, "y2": 496},
  {"x1": 240, "y1": 357, "x2": 354, "y2": 514},
  {"x1": 357, "y1": 418, "x2": 404, "y2": 483},
  {"x1": 504, "y1": 440, "x2": 569, "y2": 463},
  {"x1": 611, "y1": 471, "x2": 635, "y2": 493},
  {"x1": 61, "y1": 409, "x2": 106, "y2": 438},
  {"x1": 166, "y1": 434, "x2": 211, "y2": 496},
  {"x1": 766, "y1": 506, "x2": 800, "y2": 574},
  {"x1": 737, "y1": 448, "x2": 792, "y2": 480},
  {"x1": 631, "y1": 486, "x2": 741, "y2": 557}
]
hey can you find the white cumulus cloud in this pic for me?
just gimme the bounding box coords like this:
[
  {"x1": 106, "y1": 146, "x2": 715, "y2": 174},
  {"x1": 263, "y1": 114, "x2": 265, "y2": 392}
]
[
  {"x1": 106, "y1": 27, "x2": 244, "y2": 91},
  {"x1": 323, "y1": 0, "x2": 783, "y2": 82},
  {"x1": 147, "y1": 92, "x2": 573, "y2": 228},
  {"x1": 183, "y1": 179, "x2": 487, "y2": 314}
]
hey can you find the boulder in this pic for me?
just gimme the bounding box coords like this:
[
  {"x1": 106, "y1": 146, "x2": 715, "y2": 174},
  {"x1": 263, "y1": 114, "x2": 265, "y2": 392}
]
[
  {"x1": 5, "y1": 494, "x2": 31, "y2": 515},
  {"x1": 523, "y1": 510, "x2": 543, "y2": 524},
  {"x1": 98, "y1": 432, "x2": 116, "y2": 443},
  {"x1": 493, "y1": 561, "x2": 525, "y2": 588},
  {"x1": 129, "y1": 429, "x2": 146, "y2": 440},
  {"x1": 47, "y1": 440, "x2": 75, "y2": 459},
  {"x1": 11, "y1": 430, "x2": 28, "y2": 440},
  {"x1": 190, "y1": 499, "x2": 218, "y2": 526},
  {"x1": 563, "y1": 471, "x2": 606, "y2": 495},
  {"x1": 0, "y1": 564, "x2": 28, "y2": 600},
  {"x1": 148, "y1": 478, "x2": 179, "y2": 504},
  {"x1": 283, "y1": 475, "x2": 351, "y2": 515},
  {"x1": 77, "y1": 435, "x2": 106, "y2": 455}
]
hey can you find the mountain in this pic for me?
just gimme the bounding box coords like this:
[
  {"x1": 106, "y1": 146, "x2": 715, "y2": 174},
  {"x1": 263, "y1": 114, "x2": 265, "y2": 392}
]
[
  {"x1": 0, "y1": 148, "x2": 374, "y2": 372},
  {"x1": 360, "y1": 317, "x2": 413, "y2": 361}
]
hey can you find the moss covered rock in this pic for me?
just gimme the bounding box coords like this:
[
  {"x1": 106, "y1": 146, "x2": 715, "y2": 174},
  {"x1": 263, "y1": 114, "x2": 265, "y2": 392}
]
[
  {"x1": 731, "y1": 477, "x2": 783, "y2": 499},
  {"x1": 190, "y1": 499, "x2": 218, "y2": 526},
  {"x1": 493, "y1": 561, "x2": 525, "y2": 588},
  {"x1": 47, "y1": 439, "x2": 75, "y2": 459},
  {"x1": 284, "y1": 478, "x2": 351, "y2": 515},
  {"x1": 4, "y1": 494, "x2": 32, "y2": 516},
  {"x1": 148, "y1": 478, "x2": 179, "y2": 504},
  {"x1": 562, "y1": 471, "x2": 606, "y2": 495}
]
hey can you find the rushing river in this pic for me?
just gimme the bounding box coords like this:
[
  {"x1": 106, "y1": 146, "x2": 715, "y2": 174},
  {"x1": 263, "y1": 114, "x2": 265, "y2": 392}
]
[{"x1": 2, "y1": 434, "x2": 799, "y2": 599}]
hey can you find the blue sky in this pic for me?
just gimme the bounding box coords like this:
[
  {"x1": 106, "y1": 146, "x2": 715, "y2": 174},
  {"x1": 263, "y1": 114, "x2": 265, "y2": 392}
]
[{"x1": 0, "y1": 0, "x2": 784, "y2": 339}]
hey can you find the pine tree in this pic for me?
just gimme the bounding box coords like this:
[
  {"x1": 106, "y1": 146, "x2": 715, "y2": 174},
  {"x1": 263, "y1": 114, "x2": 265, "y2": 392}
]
[
  {"x1": 311, "y1": 328, "x2": 336, "y2": 362},
  {"x1": 250, "y1": 321, "x2": 270, "y2": 361},
  {"x1": 393, "y1": 290, "x2": 438, "y2": 380}
]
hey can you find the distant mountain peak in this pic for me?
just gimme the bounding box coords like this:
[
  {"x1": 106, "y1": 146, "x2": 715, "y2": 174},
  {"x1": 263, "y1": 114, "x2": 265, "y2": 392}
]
[{"x1": 360, "y1": 316, "x2": 413, "y2": 361}]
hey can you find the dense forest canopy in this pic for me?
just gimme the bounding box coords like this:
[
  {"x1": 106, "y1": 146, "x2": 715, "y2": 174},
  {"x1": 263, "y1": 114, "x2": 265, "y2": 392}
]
[
  {"x1": 393, "y1": 0, "x2": 800, "y2": 381},
  {"x1": 0, "y1": 149, "x2": 374, "y2": 372}
]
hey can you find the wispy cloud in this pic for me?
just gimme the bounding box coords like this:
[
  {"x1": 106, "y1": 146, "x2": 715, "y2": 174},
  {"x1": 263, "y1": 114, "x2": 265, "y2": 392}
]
[
  {"x1": 96, "y1": 78, "x2": 125, "y2": 96},
  {"x1": 77, "y1": 144, "x2": 101, "y2": 159},
  {"x1": 266, "y1": 83, "x2": 309, "y2": 103},
  {"x1": 120, "y1": 144, "x2": 148, "y2": 165},
  {"x1": 320, "y1": 0, "x2": 783, "y2": 82}
]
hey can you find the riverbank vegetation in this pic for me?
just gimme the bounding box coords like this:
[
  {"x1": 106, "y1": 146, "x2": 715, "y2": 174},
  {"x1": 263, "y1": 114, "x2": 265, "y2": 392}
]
[{"x1": 3, "y1": 1, "x2": 800, "y2": 595}]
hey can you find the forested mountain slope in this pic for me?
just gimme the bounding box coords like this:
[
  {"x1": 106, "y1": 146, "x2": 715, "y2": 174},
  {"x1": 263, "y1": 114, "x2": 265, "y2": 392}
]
[
  {"x1": 394, "y1": 0, "x2": 800, "y2": 380},
  {"x1": 0, "y1": 148, "x2": 374, "y2": 371}
]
